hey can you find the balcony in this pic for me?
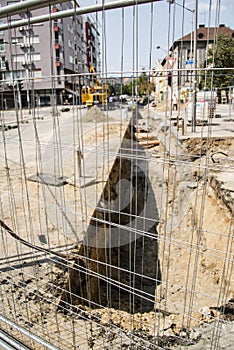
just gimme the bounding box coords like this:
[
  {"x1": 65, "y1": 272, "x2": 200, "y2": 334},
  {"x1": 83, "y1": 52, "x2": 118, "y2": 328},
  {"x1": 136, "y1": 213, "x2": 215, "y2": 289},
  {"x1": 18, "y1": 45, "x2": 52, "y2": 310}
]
[
  {"x1": 52, "y1": 4, "x2": 62, "y2": 12},
  {"x1": 20, "y1": 43, "x2": 32, "y2": 49},
  {"x1": 54, "y1": 39, "x2": 62, "y2": 50},
  {"x1": 55, "y1": 57, "x2": 63, "y2": 67},
  {"x1": 21, "y1": 60, "x2": 35, "y2": 70},
  {"x1": 0, "y1": 61, "x2": 6, "y2": 70},
  {"x1": 53, "y1": 21, "x2": 61, "y2": 33},
  {"x1": 19, "y1": 26, "x2": 32, "y2": 33}
]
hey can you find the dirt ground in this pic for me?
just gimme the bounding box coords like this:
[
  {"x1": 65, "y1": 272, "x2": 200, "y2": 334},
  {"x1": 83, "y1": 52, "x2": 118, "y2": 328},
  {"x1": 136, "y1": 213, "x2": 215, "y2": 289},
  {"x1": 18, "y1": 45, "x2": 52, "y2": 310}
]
[{"x1": 0, "y1": 106, "x2": 233, "y2": 349}]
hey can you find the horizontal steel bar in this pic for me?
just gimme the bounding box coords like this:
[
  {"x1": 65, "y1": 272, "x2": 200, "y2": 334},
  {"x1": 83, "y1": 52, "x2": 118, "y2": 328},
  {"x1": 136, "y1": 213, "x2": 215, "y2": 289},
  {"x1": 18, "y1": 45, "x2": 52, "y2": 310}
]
[
  {"x1": 0, "y1": 328, "x2": 30, "y2": 350},
  {"x1": 0, "y1": 0, "x2": 68, "y2": 19},
  {"x1": 0, "y1": 0, "x2": 163, "y2": 31},
  {"x1": 0, "y1": 315, "x2": 60, "y2": 350}
]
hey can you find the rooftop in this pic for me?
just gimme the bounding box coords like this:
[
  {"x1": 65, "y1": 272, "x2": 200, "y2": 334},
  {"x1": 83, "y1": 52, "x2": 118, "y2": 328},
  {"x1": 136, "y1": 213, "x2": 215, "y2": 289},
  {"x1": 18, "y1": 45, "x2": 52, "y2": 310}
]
[{"x1": 177, "y1": 24, "x2": 234, "y2": 44}]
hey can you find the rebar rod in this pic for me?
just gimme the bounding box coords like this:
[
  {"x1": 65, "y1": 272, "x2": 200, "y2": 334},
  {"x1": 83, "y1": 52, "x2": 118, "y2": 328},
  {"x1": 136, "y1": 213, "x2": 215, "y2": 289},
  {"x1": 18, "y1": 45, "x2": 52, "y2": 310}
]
[
  {"x1": 0, "y1": 315, "x2": 60, "y2": 350},
  {"x1": 0, "y1": 0, "x2": 68, "y2": 19},
  {"x1": 0, "y1": 0, "x2": 163, "y2": 31},
  {"x1": 0, "y1": 328, "x2": 30, "y2": 350}
]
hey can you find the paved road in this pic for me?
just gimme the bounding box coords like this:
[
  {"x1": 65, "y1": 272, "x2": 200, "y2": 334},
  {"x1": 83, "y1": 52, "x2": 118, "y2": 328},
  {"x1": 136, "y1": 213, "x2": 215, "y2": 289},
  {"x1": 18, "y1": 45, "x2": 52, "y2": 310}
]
[{"x1": 0, "y1": 105, "x2": 131, "y2": 249}]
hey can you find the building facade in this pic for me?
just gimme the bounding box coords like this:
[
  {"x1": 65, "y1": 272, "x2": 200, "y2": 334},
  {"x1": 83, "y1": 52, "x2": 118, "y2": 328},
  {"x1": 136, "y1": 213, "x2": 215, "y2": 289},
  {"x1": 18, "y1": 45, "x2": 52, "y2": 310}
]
[
  {"x1": 159, "y1": 24, "x2": 234, "y2": 98},
  {"x1": 0, "y1": 1, "x2": 100, "y2": 108}
]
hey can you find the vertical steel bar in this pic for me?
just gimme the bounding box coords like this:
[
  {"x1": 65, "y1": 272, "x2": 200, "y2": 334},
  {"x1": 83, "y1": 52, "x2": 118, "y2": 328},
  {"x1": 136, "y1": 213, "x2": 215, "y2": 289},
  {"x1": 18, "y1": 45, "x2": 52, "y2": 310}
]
[{"x1": 192, "y1": 0, "x2": 198, "y2": 132}]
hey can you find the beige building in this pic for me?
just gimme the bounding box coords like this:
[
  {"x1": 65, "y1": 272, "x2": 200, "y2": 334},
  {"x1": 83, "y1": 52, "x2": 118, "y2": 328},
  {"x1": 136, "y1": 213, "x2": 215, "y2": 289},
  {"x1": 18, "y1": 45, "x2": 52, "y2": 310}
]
[{"x1": 159, "y1": 24, "x2": 234, "y2": 98}]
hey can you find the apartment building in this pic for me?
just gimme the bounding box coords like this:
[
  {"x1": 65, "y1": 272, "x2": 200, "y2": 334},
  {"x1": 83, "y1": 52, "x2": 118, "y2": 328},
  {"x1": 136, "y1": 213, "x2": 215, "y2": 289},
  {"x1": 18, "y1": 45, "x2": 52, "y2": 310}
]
[
  {"x1": 0, "y1": 1, "x2": 100, "y2": 108},
  {"x1": 160, "y1": 24, "x2": 234, "y2": 94}
]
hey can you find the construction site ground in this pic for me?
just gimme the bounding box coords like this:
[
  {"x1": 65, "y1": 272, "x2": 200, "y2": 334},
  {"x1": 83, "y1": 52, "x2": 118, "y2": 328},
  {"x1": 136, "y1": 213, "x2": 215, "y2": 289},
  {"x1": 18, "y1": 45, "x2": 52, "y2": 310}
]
[{"x1": 0, "y1": 102, "x2": 233, "y2": 349}]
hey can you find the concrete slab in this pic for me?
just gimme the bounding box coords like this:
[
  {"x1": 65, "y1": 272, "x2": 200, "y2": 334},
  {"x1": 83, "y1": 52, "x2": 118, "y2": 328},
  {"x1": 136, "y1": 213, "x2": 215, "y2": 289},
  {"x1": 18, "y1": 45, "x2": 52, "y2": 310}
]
[{"x1": 27, "y1": 173, "x2": 67, "y2": 187}]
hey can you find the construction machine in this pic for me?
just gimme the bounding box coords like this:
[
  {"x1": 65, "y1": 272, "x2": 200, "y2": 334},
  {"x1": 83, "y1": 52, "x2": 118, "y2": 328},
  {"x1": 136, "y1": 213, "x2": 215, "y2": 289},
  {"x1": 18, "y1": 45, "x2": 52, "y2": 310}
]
[{"x1": 81, "y1": 66, "x2": 110, "y2": 107}]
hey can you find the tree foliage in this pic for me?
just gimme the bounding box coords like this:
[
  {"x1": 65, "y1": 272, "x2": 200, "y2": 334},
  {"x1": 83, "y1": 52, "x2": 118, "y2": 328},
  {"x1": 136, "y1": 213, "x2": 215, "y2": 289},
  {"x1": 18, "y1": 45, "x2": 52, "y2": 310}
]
[
  {"x1": 122, "y1": 70, "x2": 154, "y2": 97},
  {"x1": 199, "y1": 34, "x2": 234, "y2": 89}
]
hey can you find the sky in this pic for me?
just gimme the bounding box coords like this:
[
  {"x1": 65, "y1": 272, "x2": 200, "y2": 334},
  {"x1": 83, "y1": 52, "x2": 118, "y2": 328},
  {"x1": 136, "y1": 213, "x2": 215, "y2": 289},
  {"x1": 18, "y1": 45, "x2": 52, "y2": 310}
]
[{"x1": 78, "y1": 0, "x2": 234, "y2": 73}]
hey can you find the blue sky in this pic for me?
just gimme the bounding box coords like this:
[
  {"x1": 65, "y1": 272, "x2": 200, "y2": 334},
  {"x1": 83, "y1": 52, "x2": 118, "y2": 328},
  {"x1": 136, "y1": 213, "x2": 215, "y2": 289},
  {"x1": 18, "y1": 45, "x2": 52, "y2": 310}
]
[{"x1": 79, "y1": 0, "x2": 234, "y2": 73}]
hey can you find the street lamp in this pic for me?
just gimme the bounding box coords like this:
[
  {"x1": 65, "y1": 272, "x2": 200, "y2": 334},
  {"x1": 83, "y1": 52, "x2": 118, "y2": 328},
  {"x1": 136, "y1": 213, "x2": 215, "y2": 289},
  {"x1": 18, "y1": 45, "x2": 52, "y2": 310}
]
[
  {"x1": 156, "y1": 46, "x2": 173, "y2": 89},
  {"x1": 156, "y1": 46, "x2": 168, "y2": 55}
]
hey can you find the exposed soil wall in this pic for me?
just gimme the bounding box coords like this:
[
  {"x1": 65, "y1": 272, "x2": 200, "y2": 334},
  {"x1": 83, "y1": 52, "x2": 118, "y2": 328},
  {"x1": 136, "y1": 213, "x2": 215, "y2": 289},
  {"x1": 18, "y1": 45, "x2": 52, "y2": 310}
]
[{"x1": 60, "y1": 117, "x2": 161, "y2": 313}]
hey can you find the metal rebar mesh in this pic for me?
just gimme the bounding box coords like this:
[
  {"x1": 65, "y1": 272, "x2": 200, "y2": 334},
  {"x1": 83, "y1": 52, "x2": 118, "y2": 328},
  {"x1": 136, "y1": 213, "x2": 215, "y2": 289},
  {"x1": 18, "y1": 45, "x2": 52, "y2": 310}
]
[{"x1": 0, "y1": 1, "x2": 233, "y2": 349}]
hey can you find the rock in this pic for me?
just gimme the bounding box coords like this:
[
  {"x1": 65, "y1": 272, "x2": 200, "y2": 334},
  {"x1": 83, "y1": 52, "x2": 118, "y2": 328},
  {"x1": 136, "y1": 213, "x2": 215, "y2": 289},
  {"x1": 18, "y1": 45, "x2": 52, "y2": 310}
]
[
  {"x1": 190, "y1": 330, "x2": 201, "y2": 341},
  {"x1": 180, "y1": 330, "x2": 187, "y2": 337},
  {"x1": 1, "y1": 279, "x2": 9, "y2": 285},
  {"x1": 201, "y1": 306, "x2": 211, "y2": 317},
  {"x1": 161, "y1": 125, "x2": 170, "y2": 132},
  {"x1": 163, "y1": 328, "x2": 175, "y2": 337}
]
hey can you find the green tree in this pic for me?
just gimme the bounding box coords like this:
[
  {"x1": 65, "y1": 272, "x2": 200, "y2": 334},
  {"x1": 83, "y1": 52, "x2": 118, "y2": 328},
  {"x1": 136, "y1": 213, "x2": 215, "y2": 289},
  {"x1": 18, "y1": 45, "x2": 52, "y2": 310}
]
[
  {"x1": 138, "y1": 70, "x2": 149, "y2": 95},
  {"x1": 199, "y1": 34, "x2": 234, "y2": 89},
  {"x1": 122, "y1": 79, "x2": 135, "y2": 95},
  {"x1": 109, "y1": 84, "x2": 116, "y2": 95},
  {"x1": 122, "y1": 70, "x2": 154, "y2": 97}
]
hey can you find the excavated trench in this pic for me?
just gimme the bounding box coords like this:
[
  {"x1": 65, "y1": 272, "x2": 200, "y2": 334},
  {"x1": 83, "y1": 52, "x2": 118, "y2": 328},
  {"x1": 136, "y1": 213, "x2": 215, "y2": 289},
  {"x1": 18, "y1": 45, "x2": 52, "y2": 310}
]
[
  {"x1": 60, "y1": 110, "x2": 161, "y2": 313},
  {"x1": 59, "y1": 108, "x2": 233, "y2": 339},
  {"x1": 0, "y1": 107, "x2": 233, "y2": 349}
]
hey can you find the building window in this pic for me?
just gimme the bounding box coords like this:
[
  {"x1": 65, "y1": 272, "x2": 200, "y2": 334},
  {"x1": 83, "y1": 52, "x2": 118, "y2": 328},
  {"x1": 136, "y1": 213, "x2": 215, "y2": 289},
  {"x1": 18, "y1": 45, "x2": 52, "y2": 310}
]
[
  {"x1": 69, "y1": 56, "x2": 74, "y2": 64},
  {"x1": 33, "y1": 70, "x2": 42, "y2": 78},
  {"x1": 13, "y1": 53, "x2": 41, "y2": 63},
  {"x1": 0, "y1": 57, "x2": 6, "y2": 70},
  {"x1": 0, "y1": 20, "x2": 3, "y2": 36},
  {"x1": 68, "y1": 40, "x2": 74, "y2": 49},
  {"x1": 26, "y1": 36, "x2": 39, "y2": 45},
  {"x1": 0, "y1": 39, "x2": 5, "y2": 51},
  {"x1": 68, "y1": 24, "x2": 73, "y2": 34},
  {"x1": 4, "y1": 70, "x2": 26, "y2": 80}
]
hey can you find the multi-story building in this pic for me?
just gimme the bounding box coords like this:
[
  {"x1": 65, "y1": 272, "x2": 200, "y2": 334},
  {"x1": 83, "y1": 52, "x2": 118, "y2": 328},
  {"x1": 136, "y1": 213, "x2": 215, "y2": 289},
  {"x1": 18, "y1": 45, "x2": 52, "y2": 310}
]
[
  {"x1": 0, "y1": 1, "x2": 100, "y2": 109},
  {"x1": 84, "y1": 15, "x2": 100, "y2": 72},
  {"x1": 160, "y1": 24, "x2": 234, "y2": 94}
]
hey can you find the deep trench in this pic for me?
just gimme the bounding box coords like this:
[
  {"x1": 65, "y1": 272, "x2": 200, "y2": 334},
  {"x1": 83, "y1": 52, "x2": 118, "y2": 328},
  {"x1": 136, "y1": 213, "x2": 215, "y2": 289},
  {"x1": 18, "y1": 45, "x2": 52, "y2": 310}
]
[{"x1": 60, "y1": 111, "x2": 161, "y2": 313}]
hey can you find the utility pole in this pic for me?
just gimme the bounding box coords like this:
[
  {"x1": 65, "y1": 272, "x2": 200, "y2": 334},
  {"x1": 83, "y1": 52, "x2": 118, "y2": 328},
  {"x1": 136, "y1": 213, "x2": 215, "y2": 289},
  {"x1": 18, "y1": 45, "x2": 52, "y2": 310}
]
[{"x1": 192, "y1": 0, "x2": 198, "y2": 132}]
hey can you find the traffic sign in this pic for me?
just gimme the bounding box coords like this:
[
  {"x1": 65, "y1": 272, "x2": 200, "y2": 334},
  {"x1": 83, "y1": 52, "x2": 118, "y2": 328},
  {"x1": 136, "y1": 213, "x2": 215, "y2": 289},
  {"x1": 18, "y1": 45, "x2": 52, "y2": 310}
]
[
  {"x1": 185, "y1": 60, "x2": 194, "y2": 65},
  {"x1": 166, "y1": 57, "x2": 176, "y2": 69}
]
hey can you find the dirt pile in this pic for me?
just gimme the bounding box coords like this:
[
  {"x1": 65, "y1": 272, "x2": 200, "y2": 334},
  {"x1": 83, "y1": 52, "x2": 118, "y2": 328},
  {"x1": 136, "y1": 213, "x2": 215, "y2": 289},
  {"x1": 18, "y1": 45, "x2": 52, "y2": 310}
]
[{"x1": 82, "y1": 105, "x2": 115, "y2": 123}]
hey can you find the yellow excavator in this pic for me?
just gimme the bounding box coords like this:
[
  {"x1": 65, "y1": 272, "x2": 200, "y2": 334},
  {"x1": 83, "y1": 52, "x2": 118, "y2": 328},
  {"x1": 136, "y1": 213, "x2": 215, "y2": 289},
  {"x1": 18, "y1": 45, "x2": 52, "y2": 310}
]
[{"x1": 81, "y1": 66, "x2": 110, "y2": 107}]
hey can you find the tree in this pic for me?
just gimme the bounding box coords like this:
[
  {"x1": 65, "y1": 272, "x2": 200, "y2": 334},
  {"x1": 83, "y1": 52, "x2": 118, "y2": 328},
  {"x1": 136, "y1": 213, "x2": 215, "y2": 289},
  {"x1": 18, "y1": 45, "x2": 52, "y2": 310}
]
[
  {"x1": 199, "y1": 34, "x2": 234, "y2": 89},
  {"x1": 122, "y1": 79, "x2": 135, "y2": 96},
  {"x1": 122, "y1": 70, "x2": 154, "y2": 97},
  {"x1": 109, "y1": 84, "x2": 116, "y2": 96},
  {"x1": 138, "y1": 70, "x2": 149, "y2": 95}
]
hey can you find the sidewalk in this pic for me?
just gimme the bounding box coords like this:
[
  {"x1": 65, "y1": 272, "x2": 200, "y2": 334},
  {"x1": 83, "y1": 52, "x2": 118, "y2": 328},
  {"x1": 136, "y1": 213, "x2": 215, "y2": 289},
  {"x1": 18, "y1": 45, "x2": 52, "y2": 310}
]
[{"x1": 177, "y1": 103, "x2": 234, "y2": 140}]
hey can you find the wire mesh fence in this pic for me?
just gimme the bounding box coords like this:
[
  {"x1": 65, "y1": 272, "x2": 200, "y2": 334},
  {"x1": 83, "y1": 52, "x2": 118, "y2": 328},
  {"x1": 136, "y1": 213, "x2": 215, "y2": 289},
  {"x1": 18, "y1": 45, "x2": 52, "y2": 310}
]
[{"x1": 0, "y1": 0, "x2": 233, "y2": 349}]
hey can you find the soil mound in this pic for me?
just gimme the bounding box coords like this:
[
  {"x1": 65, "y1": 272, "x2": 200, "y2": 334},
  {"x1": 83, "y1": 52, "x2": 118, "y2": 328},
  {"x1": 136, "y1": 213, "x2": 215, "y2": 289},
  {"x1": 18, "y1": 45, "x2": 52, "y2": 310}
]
[
  {"x1": 82, "y1": 105, "x2": 117, "y2": 122},
  {"x1": 82, "y1": 105, "x2": 107, "y2": 123}
]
